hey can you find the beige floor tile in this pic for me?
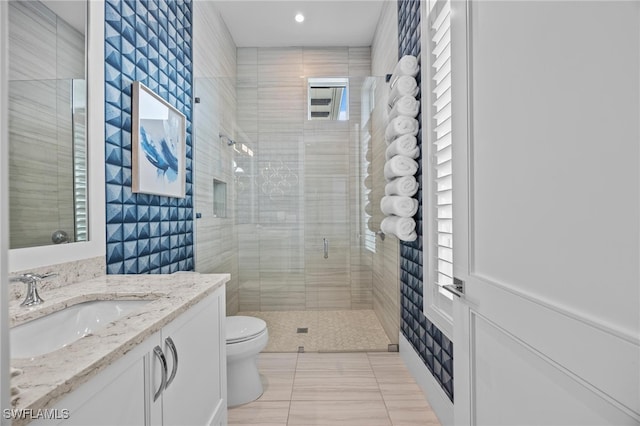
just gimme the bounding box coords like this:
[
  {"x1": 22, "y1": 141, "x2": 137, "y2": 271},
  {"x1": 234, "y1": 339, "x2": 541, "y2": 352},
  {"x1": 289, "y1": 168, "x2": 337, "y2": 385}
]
[
  {"x1": 259, "y1": 371, "x2": 296, "y2": 401},
  {"x1": 384, "y1": 399, "x2": 440, "y2": 426},
  {"x1": 228, "y1": 400, "x2": 290, "y2": 425},
  {"x1": 292, "y1": 370, "x2": 382, "y2": 401},
  {"x1": 378, "y1": 381, "x2": 427, "y2": 401},
  {"x1": 288, "y1": 400, "x2": 392, "y2": 426},
  {"x1": 296, "y1": 352, "x2": 372, "y2": 372},
  {"x1": 259, "y1": 352, "x2": 299, "y2": 372},
  {"x1": 368, "y1": 353, "x2": 417, "y2": 384}
]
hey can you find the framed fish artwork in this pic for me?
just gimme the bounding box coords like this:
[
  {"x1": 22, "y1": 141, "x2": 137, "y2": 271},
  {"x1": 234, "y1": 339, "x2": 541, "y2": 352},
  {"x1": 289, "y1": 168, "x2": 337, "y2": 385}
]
[{"x1": 132, "y1": 81, "x2": 186, "y2": 198}]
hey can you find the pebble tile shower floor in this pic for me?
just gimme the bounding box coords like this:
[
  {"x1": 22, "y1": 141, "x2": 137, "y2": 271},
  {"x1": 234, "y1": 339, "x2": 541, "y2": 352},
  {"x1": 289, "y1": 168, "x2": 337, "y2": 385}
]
[{"x1": 236, "y1": 310, "x2": 393, "y2": 353}]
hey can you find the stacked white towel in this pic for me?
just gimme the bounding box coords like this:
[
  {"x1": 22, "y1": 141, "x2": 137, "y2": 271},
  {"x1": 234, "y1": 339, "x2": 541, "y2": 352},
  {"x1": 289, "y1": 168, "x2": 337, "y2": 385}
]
[
  {"x1": 389, "y1": 55, "x2": 420, "y2": 86},
  {"x1": 388, "y1": 75, "x2": 419, "y2": 106},
  {"x1": 380, "y1": 195, "x2": 419, "y2": 217},
  {"x1": 384, "y1": 155, "x2": 419, "y2": 180},
  {"x1": 385, "y1": 176, "x2": 419, "y2": 197},
  {"x1": 388, "y1": 95, "x2": 420, "y2": 121},
  {"x1": 381, "y1": 216, "x2": 417, "y2": 242},
  {"x1": 386, "y1": 134, "x2": 419, "y2": 160},
  {"x1": 385, "y1": 116, "x2": 419, "y2": 142},
  {"x1": 380, "y1": 55, "x2": 421, "y2": 243}
]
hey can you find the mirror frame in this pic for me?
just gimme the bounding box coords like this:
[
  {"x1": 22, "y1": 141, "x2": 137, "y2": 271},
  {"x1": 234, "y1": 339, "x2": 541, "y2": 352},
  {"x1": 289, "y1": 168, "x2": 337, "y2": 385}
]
[
  {"x1": 1, "y1": 0, "x2": 11, "y2": 415},
  {"x1": 8, "y1": 0, "x2": 105, "y2": 272}
]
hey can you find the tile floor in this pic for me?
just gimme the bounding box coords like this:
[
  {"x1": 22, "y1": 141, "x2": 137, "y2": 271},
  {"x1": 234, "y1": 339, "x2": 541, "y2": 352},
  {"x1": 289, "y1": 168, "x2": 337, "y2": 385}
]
[
  {"x1": 236, "y1": 310, "x2": 392, "y2": 353},
  {"x1": 228, "y1": 352, "x2": 441, "y2": 426}
]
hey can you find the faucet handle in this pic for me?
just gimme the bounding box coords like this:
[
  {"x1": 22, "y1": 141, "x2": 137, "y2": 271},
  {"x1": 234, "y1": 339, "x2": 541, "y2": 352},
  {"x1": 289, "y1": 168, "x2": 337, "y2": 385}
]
[
  {"x1": 10, "y1": 273, "x2": 55, "y2": 307},
  {"x1": 11, "y1": 272, "x2": 57, "y2": 282}
]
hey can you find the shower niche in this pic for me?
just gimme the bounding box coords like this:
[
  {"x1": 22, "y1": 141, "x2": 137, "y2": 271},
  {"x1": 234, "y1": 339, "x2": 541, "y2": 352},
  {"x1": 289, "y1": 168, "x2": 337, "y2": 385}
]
[{"x1": 213, "y1": 179, "x2": 227, "y2": 218}]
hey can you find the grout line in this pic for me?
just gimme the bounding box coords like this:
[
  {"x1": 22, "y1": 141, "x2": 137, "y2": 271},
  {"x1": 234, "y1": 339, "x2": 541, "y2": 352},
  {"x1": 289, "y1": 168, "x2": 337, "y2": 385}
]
[
  {"x1": 367, "y1": 352, "x2": 396, "y2": 426},
  {"x1": 285, "y1": 351, "x2": 300, "y2": 426}
]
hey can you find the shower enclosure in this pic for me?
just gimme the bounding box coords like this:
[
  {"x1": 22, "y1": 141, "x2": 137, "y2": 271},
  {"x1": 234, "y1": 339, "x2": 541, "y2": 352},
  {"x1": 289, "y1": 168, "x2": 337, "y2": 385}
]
[{"x1": 194, "y1": 47, "x2": 393, "y2": 352}]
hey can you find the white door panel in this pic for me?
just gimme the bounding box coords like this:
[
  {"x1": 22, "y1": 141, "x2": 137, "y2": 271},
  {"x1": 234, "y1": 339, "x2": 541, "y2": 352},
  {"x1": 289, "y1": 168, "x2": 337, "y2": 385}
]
[
  {"x1": 472, "y1": 313, "x2": 638, "y2": 426},
  {"x1": 469, "y1": 0, "x2": 639, "y2": 336},
  {"x1": 452, "y1": 1, "x2": 640, "y2": 424},
  {"x1": 465, "y1": 276, "x2": 639, "y2": 418}
]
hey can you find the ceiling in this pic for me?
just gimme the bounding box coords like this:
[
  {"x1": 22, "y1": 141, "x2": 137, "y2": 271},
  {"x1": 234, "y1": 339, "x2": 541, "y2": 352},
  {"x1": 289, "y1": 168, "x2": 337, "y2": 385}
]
[{"x1": 212, "y1": 1, "x2": 388, "y2": 47}]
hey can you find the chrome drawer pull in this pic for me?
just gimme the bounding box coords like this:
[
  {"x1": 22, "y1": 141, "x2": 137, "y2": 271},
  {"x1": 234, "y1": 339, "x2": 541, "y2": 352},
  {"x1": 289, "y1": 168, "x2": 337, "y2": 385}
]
[
  {"x1": 153, "y1": 345, "x2": 168, "y2": 401},
  {"x1": 165, "y1": 337, "x2": 179, "y2": 388}
]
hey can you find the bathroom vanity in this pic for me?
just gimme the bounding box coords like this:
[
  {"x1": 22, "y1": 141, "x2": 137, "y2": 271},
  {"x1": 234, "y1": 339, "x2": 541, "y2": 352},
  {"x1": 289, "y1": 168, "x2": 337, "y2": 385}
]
[{"x1": 8, "y1": 273, "x2": 229, "y2": 426}]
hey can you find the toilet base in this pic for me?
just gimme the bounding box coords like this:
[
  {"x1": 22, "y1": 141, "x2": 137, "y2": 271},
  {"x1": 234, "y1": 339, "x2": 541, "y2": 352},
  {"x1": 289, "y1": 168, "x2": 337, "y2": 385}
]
[
  {"x1": 226, "y1": 329, "x2": 268, "y2": 407},
  {"x1": 227, "y1": 356, "x2": 263, "y2": 407}
]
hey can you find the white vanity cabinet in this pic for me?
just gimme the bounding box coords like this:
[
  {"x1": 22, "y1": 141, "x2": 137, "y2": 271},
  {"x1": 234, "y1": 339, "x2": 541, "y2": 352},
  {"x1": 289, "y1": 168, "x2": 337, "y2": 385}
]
[
  {"x1": 29, "y1": 286, "x2": 226, "y2": 426},
  {"x1": 149, "y1": 286, "x2": 227, "y2": 426}
]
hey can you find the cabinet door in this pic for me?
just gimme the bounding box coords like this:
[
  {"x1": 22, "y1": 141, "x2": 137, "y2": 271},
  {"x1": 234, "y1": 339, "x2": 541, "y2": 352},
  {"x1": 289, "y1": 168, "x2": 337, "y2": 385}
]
[
  {"x1": 30, "y1": 334, "x2": 153, "y2": 426},
  {"x1": 161, "y1": 288, "x2": 226, "y2": 426}
]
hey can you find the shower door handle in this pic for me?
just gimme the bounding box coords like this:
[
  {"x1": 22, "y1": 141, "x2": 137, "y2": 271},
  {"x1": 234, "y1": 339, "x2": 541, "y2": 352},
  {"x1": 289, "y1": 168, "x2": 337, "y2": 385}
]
[{"x1": 323, "y1": 238, "x2": 329, "y2": 259}]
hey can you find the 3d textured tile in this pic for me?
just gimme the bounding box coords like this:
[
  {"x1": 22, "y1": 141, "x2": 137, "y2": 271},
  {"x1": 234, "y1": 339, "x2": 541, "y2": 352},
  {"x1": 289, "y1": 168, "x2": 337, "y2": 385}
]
[
  {"x1": 397, "y1": 0, "x2": 453, "y2": 402},
  {"x1": 104, "y1": 0, "x2": 194, "y2": 274}
]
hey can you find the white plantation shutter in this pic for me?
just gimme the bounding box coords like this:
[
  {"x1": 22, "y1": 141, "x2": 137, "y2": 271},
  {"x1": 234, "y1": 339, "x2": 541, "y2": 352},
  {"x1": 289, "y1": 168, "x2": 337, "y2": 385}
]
[{"x1": 431, "y1": 0, "x2": 454, "y2": 304}]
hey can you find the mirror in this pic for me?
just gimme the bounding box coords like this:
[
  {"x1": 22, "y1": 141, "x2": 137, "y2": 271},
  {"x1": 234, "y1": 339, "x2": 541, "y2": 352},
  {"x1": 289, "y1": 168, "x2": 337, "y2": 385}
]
[
  {"x1": 307, "y1": 77, "x2": 349, "y2": 120},
  {"x1": 8, "y1": 0, "x2": 87, "y2": 249}
]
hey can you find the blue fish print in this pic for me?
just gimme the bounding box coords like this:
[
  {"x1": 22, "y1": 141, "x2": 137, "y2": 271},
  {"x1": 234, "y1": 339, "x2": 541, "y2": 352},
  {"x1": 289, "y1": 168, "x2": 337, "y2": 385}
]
[{"x1": 140, "y1": 126, "x2": 178, "y2": 182}]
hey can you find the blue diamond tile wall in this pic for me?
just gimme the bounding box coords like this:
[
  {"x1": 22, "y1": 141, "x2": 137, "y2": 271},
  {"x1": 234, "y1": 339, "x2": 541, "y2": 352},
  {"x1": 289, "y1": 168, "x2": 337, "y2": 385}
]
[
  {"x1": 397, "y1": 0, "x2": 454, "y2": 402},
  {"x1": 104, "y1": 0, "x2": 194, "y2": 275}
]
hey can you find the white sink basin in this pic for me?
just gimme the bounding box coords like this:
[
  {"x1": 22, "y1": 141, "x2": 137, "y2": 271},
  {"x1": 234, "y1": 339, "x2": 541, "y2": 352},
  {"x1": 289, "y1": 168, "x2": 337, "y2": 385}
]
[{"x1": 11, "y1": 300, "x2": 149, "y2": 359}]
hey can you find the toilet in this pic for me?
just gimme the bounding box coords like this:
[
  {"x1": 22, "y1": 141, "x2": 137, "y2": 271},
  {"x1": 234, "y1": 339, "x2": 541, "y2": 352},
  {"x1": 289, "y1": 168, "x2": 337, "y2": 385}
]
[{"x1": 226, "y1": 316, "x2": 269, "y2": 407}]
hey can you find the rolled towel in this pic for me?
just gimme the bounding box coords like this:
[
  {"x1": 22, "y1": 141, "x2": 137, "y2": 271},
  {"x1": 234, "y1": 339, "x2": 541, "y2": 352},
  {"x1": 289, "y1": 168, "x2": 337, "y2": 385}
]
[
  {"x1": 389, "y1": 75, "x2": 419, "y2": 107},
  {"x1": 367, "y1": 218, "x2": 376, "y2": 232},
  {"x1": 364, "y1": 202, "x2": 373, "y2": 216},
  {"x1": 364, "y1": 175, "x2": 373, "y2": 189},
  {"x1": 385, "y1": 116, "x2": 419, "y2": 142},
  {"x1": 381, "y1": 216, "x2": 417, "y2": 242},
  {"x1": 390, "y1": 55, "x2": 420, "y2": 86},
  {"x1": 380, "y1": 195, "x2": 419, "y2": 217},
  {"x1": 386, "y1": 134, "x2": 419, "y2": 160},
  {"x1": 384, "y1": 155, "x2": 419, "y2": 180},
  {"x1": 385, "y1": 176, "x2": 419, "y2": 197},
  {"x1": 388, "y1": 95, "x2": 420, "y2": 121}
]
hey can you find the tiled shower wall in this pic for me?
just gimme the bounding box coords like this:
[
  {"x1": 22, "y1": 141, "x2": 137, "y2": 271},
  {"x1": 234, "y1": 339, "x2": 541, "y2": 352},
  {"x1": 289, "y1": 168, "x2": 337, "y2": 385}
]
[
  {"x1": 235, "y1": 47, "x2": 374, "y2": 312},
  {"x1": 370, "y1": 0, "x2": 402, "y2": 345},
  {"x1": 192, "y1": 2, "x2": 239, "y2": 315},
  {"x1": 104, "y1": 0, "x2": 194, "y2": 274},
  {"x1": 397, "y1": 0, "x2": 454, "y2": 401}
]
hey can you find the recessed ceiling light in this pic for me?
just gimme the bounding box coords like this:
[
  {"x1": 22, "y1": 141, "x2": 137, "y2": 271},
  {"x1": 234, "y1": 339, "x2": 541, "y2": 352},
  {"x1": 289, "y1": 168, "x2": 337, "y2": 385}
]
[{"x1": 295, "y1": 13, "x2": 305, "y2": 23}]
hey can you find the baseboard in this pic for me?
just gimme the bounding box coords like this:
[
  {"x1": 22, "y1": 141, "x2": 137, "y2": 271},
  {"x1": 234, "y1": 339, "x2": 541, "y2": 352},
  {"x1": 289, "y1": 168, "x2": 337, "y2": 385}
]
[{"x1": 399, "y1": 334, "x2": 454, "y2": 426}]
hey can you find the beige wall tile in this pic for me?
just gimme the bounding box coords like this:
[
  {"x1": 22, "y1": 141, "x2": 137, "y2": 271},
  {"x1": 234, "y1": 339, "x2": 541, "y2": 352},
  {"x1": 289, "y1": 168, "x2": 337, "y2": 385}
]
[
  {"x1": 258, "y1": 47, "x2": 303, "y2": 65},
  {"x1": 349, "y1": 47, "x2": 372, "y2": 77},
  {"x1": 236, "y1": 46, "x2": 375, "y2": 311},
  {"x1": 193, "y1": 2, "x2": 239, "y2": 313},
  {"x1": 370, "y1": 0, "x2": 401, "y2": 343}
]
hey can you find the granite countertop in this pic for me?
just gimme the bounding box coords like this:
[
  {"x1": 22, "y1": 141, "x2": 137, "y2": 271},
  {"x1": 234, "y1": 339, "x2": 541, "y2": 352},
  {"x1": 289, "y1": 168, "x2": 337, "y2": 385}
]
[{"x1": 9, "y1": 273, "x2": 229, "y2": 425}]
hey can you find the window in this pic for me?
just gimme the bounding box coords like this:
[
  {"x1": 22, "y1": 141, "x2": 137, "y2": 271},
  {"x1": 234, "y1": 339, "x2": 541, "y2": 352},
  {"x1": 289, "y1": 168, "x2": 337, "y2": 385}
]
[
  {"x1": 424, "y1": 0, "x2": 454, "y2": 328},
  {"x1": 307, "y1": 77, "x2": 349, "y2": 121}
]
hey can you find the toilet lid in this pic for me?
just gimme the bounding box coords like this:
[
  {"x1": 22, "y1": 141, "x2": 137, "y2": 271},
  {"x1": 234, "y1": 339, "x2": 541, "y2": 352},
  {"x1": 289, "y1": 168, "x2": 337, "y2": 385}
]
[{"x1": 227, "y1": 316, "x2": 267, "y2": 344}]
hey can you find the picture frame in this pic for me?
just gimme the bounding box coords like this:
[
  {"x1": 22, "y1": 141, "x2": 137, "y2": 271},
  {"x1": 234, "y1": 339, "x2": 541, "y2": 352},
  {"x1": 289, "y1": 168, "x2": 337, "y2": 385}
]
[{"x1": 132, "y1": 81, "x2": 186, "y2": 198}]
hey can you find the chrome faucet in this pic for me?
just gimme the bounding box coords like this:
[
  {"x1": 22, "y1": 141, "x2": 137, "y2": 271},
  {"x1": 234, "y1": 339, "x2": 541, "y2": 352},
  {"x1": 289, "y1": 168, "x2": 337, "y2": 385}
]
[{"x1": 10, "y1": 273, "x2": 56, "y2": 307}]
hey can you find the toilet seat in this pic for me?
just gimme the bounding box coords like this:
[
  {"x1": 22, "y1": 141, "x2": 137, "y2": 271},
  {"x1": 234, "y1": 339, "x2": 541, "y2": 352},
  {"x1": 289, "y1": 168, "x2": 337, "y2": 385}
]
[{"x1": 227, "y1": 316, "x2": 267, "y2": 344}]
